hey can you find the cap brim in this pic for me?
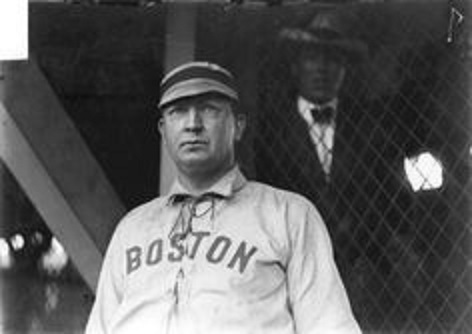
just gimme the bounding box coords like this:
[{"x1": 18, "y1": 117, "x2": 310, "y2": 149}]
[{"x1": 158, "y1": 78, "x2": 239, "y2": 109}]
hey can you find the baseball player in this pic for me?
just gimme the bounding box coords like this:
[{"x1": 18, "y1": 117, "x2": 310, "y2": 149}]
[{"x1": 85, "y1": 61, "x2": 361, "y2": 334}]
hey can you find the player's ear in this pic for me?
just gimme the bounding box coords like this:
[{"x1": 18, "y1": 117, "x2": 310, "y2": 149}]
[
  {"x1": 157, "y1": 116, "x2": 165, "y2": 139},
  {"x1": 234, "y1": 112, "x2": 247, "y2": 142}
]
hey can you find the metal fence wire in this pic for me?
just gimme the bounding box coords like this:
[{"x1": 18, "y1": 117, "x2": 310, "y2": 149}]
[{"x1": 227, "y1": 1, "x2": 472, "y2": 333}]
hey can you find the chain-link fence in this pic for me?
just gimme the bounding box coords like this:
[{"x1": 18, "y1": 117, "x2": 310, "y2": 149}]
[{"x1": 198, "y1": 1, "x2": 471, "y2": 332}]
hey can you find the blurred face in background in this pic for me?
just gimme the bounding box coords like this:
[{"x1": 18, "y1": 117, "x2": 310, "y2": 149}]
[{"x1": 294, "y1": 46, "x2": 347, "y2": 104}]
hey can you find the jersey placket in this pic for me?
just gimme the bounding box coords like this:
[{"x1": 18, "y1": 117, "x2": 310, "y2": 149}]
[{"x1": 171, "y1": 197, "x2": 219, "y2": 313}]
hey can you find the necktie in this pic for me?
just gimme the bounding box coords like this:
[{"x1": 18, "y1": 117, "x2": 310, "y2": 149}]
[{"x1": 308, "y1": 107, "x2": 335, "y2": 180}]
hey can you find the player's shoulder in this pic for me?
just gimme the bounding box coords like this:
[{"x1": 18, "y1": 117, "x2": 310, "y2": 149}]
[
  {"x1": 244, "y1": 181, "x2": 325, "y2": 234},
  {"x1": 246, "y1": 180, "x2": 315, "y2": 210},
  {"x1": 114, "y1": 195, "x2": 168, "y2": 233}
]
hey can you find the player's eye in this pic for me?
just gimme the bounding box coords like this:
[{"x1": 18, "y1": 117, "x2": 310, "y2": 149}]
[
  {"x1": 197, "y1": 102, "x2": 224, "y2": 117},
  {"x1": 201, "y1": 105, "x2": 219, "y2": 115},
  {"x1": 164, "y1": 105, "x2": 188, "y2": 117}
]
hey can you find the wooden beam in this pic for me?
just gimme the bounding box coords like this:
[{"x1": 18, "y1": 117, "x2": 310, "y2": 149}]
[
  {"x1": 0, "y1": 103, "x2": 102, "y2": 290},
  {"x1": 1, "y1": 59, "x2": 126, "y2": 290}
]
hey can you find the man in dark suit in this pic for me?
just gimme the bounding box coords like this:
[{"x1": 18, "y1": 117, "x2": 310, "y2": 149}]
[{"x1": 254, "y1": 8, "x2": 412, "y2": 318}]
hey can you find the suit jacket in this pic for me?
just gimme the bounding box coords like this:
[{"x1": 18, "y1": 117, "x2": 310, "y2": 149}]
[{"x1": 254, "y1": 94, "x2": 411, "y2": 267}]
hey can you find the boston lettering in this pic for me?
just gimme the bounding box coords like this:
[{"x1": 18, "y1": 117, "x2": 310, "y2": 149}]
[{"x1": 126, "y1": 232, "x2": 258, "y2": 275}]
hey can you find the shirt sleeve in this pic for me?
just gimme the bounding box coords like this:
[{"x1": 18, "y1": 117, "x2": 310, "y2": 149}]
[
  {"x1": 85, "y1": 225, "x2": 125, "y2": 334},
  {"x1": 286, "y1": 199, "x2": 362, "y2": 334}
]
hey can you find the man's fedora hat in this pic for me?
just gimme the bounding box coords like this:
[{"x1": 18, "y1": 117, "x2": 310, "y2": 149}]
[{"x1": 279, "y1": 9, "x2": 368, "y2": 62}]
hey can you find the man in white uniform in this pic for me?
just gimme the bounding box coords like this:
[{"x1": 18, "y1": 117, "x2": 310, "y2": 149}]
[{"x1": 86, "y1": 61, "x2": 361, "y2": 334}]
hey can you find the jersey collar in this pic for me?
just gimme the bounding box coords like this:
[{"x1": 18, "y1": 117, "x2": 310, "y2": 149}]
[{"x1": 166, "y1": 166, "x2": 247, "y2": 205}]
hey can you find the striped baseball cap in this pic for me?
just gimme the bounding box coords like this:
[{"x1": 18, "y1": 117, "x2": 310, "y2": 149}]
[{"x1": 158, "y1": 61, "x2": 239, "y2": 110}]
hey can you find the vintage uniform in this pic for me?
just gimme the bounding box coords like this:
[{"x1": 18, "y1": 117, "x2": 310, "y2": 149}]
[{"x1": 86, "y1": 167, "x2": 360, "y2": 334}]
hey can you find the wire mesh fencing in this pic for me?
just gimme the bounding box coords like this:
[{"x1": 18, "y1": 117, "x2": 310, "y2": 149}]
[{"x1": 195, "y1": 1, "x2": 471, "y2": 332}]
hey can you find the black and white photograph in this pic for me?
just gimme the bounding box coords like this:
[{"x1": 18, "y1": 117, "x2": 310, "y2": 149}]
[{"x1": 0, "y1": 0, "x2": 471, "y2": 333}]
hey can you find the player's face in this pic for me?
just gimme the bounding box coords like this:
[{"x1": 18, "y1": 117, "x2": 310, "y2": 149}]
[
  {"x1": 159, "y1": 94, "x2": 245, "y2": 176},
  {"x1": 294, "y1": 47, "x2": 347, "y2": 104}
]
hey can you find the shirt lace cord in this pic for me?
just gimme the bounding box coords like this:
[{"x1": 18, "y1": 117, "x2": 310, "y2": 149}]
[
  {"x1": 168, "y1": 192, "x2": 222, "y2": 243},
  {"x1": 168, "y1": 193, "x2": 224, "y2": 311}
]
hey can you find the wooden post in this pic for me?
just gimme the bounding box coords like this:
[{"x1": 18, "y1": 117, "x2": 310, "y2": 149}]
[{"x1": 159, "y1": 4, "x2": 197, "y2": 195}]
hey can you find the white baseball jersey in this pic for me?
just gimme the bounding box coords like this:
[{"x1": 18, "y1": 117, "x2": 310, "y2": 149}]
[{"x1": 86, "y1": 167, "x2": 361, "y2": 334}]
